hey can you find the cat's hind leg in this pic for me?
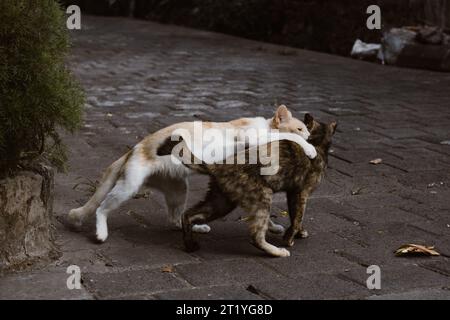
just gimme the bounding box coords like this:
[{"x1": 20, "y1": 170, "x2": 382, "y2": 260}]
[
  {"x1": 148, "y1": 174, "x2": 211, "y2": 233},
  {"x1": 147, "y1": 174, "x2": 188, "y2": 229},
  {"x1": 68, "y1": 152, "x2": 130, "y2": 226},
  {"x1": 163, "y1": 177, "x2": 214, "y2": 233},
  {"x1": 95, "y1": 154, "x2": 152, "y2": 242},
  {"x1": 182, "y1": 182, "x2": 236, "y2": 252}
]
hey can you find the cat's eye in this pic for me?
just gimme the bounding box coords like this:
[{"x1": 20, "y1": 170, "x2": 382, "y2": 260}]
[{"x1": 298, "y1": 128, "x2": 303, "y2": 131}]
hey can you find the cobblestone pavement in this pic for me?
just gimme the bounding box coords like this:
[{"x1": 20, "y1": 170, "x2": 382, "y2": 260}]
[{"x1": 1, "y1": 16, "x2": 450, "y2": 300}]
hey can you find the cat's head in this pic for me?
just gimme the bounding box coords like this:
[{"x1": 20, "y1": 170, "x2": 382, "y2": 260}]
[
  {"x1": 303, "y1": 113, "x2": 337, "y2": 148},
  {"x1": 270, "y1": 105, "x2": 310, "y2": 140}
]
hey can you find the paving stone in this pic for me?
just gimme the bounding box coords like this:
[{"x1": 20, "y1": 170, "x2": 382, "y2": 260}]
[
  {"x1": 258, "y1": 243, "x2": 358, "y2": 277},
  {"x1": 185, "y1": 237, "x2": 280, "y2": 262},
  {"x1": 338, "y1": 194, "x2": 416, "y2": 210},
  {"x1": 419, "y1": 259, "x2": 450, "y2": 277},
  {"x1": 174, "y1": 259, "x2": 285, "y2": 287},
  {"x1": 380, "y1": 138, "x2": 438, "y2": 150},
  {"x1": 349, "y1": 162, "x2": 409, "y2": 177},
  {"x1": 374, "y1": 127, "x2": 430, "y2": 140},
  {"x1": 387, "y1": 148, "x2": 450, "y2": 172},
  {"x1": 96, "y1": 244, "x2": 198, "y2": 269},
  {"x1": 340, "y1": 264, "x2": 450, "y2": 294},
  {"x1": 327, "y1": 207, "x2": 430, "y2": 227},
  {"x1": 83, "y1": 269, "x2": 189, "y2": 299},
  {"x1": 0, "y1": 269, "x2": 93, "y2": 300},
  {"x1": 249, "y1": 274, "x2": 370, "y2": 300},
  {"x1": 331, "y1": 148, "x2": 401, "y2": 164},
  {"x1": 333, "y1": 223, "x2": 449, "y2": 267},
  {"x1": 396, "y1": 170, "x2": 450, "y2": 192},
  {"x1": 367, "y1": 288, "x2": 450, "y2": 300},
  {"x1": 153, "y1": 285, "x2": 262, "y2": 300}
]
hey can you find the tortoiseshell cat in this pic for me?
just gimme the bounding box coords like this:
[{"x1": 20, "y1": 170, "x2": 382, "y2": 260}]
[{"x1": 182, "y1": 114, "x2": 337, "y2": 257}]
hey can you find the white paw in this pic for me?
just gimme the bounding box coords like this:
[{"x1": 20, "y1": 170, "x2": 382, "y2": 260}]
[
  {"x1": 96, "y1": 222, "x2": 108, "y2": 243},
  {"x1": 96, "y1": 229, "x2": 108, "y2": 243},
  {"x1": 269, "y1": 223, "x2": 285, "y2": 234},
  {"x1": 299, "y1": 230, "x2": 309, "y2": 238},
  {"x1": 192, "y1": 224, "x2": 211, "y2": 233},
  {"x1": 275, "y1": 248, "x2": 291, "y2": 257},
  {"x1": 305, "y1": 145, "x2": 317, "y2": 159}
]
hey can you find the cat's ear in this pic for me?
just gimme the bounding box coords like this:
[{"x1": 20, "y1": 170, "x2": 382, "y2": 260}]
[
  {"x1": 329, "y1": 121, "x2": 338, "y2": 135},
  {"x1": 273, "y1": 105, "x2": 292, "y2": 126},
  {"x1": 304, "y1": 113, "x2": 314, "y2": 130}
]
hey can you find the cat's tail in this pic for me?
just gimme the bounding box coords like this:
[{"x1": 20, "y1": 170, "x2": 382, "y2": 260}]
[{"x1": 67, "y1": 151, "x2": 131, "y2": 226}]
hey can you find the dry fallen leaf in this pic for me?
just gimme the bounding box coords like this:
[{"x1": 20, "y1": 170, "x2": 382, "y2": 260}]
[
  {"x1": 161, "y1": 265, "x2": 174, "y2": 273},
  {"x1": 369, "y1": 158, "x2": 383, "y2": 165},
  {"x1": 279, "y1": 210, "x2": 289, "y2": 217},
  {"x1": 395, "y1": 244, "x2": 440, "y2": 256}
]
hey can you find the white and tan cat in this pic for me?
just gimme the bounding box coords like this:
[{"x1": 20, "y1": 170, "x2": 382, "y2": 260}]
[{"x1": 68, "y1": 105, "x2": 317, "y2": 242}]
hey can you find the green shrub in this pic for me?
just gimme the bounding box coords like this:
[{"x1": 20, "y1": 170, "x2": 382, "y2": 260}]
[{"x1": 0, "y1": 0, "x2": 84, "y2": 176}]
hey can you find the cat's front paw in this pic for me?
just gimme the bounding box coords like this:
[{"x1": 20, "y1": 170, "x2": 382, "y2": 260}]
[
  {"x1": 96, "y1": 218, "x2": 108, "y2": 243},
  {"x1": 284, "y1": 227, "x2": 308, "y2": 246},
  {"x1": 295, "y1": 229, "x2": 309, "y2": 239},
  {"x1": 283, "y1": 227, "x2": 295, "y2": 245},
  {"x1": 96, "y1": 229, "x2": 108, "y2": 243},
  {"x1": 192, "y1": 224, "x2": 211, "y2": 233},
  {"x1": 305, "y1": 144, "x2": 317, "y2": 159},
  {"x1": 273, "y1": 248, "x2": 291, "y2": 257}
]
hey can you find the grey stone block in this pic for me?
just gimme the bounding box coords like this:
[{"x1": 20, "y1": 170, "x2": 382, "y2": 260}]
[
  {"x1": 154, "y1": 285, "x2": 262, "y2": 300},
  {"x1": 83, "y1": 269, "x2": 189, "y2": 299}
]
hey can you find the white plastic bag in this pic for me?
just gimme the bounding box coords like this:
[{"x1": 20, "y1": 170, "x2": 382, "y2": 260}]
[{"x1": 350, "y1": 39, "x2": 381, "y2": 60}]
